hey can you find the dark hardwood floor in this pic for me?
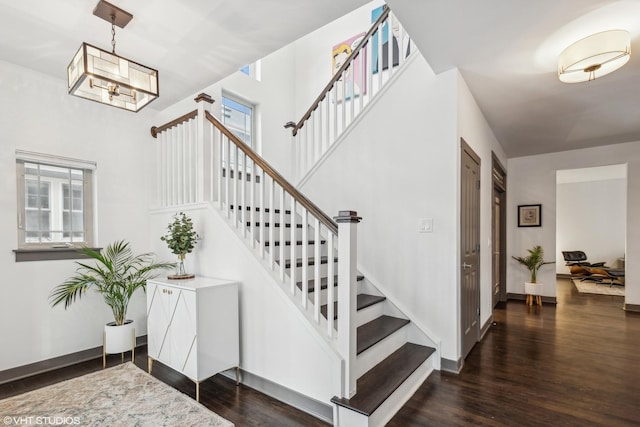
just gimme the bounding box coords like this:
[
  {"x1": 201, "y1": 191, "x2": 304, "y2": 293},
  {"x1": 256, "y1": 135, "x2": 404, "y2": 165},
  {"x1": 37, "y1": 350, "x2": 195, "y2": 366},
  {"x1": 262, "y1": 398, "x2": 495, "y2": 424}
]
[
  {"x1": 389, "y1": 278, "x2": 640, "y2": 426},
  {"x1": 1, "y1": 278, "x2": 638, "y2": 426}
]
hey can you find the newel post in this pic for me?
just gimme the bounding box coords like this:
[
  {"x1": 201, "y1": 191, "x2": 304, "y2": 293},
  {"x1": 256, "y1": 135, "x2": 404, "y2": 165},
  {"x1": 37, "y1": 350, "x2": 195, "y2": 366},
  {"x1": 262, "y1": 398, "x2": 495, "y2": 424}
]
[
  {"x1": 335, "y1": 210, "x2": 362, "y2": 398},
  {"x1": 195, "y1": 93, "x2": 215, "y2": 202}
]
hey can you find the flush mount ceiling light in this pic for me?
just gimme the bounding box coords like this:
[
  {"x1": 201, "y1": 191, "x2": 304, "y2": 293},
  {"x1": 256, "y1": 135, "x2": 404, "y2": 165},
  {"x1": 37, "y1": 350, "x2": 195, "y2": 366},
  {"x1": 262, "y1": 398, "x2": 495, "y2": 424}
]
[
  {"x1": 558, "y1": 29, "x2": 631, "y2": 83},
  {"x1": 67, "y1": 0, "x2": 159, "y2": 112}
]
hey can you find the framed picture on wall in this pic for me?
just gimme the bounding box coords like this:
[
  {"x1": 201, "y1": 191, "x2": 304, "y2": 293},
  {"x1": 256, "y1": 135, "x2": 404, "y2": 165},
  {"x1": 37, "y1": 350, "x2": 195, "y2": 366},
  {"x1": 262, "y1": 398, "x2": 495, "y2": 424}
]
[{"x1": 518, "y1": 204, "x2": 542, "y2": 227}]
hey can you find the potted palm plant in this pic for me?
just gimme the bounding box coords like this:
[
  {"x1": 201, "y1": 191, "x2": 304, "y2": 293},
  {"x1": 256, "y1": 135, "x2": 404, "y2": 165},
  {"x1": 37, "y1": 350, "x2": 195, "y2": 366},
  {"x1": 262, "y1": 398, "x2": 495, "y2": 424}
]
[
  {"x1": 512, "y1": 245, "x2": 554, "y2": 305},
  {"x1": 50, "y1": 240, "x2": 173, "y2": 365},
  {"x1": 161, "y1": 212, "x2": 199, "y2": 279}
]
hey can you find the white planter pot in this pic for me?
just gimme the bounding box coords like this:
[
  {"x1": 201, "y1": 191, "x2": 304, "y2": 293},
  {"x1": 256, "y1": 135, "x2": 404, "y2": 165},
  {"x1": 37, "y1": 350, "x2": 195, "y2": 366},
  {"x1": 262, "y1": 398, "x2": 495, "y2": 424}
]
[
  {"x1": 104, "y1": 320, "x2": 135, "y2": 354},
  {"x1": 524, "y1": 282, "x2": 543, "y2": 296}
]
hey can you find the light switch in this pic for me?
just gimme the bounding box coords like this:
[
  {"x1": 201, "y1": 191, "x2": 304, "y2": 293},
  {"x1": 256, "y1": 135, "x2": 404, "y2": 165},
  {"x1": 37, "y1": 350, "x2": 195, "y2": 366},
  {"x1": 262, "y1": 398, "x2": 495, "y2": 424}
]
[{"x1": 419, "y1": 218, "x2": 433, "y2": 233}]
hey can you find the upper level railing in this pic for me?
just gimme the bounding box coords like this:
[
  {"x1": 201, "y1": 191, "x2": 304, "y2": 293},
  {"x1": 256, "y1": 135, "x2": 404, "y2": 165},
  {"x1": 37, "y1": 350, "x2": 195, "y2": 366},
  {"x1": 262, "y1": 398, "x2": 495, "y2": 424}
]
[
  {"x1": 286, "y1": 5, "x2": 414, "y2": 181},
  {"x1": 151, "y1": 95, "x2": 359, "y2": 398}
]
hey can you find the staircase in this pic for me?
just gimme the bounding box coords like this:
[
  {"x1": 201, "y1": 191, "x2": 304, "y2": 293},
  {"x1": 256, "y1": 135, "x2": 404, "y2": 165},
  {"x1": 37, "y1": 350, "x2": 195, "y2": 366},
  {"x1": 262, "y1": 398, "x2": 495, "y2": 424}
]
[
  {"x1": 149, "y1": 7, "x2": 438, "y2": 426},
  {"x1": 229, "y1": 201, "x2": 436, "y2": 426}
]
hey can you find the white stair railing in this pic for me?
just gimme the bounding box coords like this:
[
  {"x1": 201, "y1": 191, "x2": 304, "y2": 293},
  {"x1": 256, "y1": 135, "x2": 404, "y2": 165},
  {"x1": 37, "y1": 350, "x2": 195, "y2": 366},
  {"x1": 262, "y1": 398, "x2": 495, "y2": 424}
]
[
  {"x1": 286, "y1": 5, "x2": 414, "y2": 181},
  {"x1": 151, "y1": 95, "x2": 360, "y2": 398}
]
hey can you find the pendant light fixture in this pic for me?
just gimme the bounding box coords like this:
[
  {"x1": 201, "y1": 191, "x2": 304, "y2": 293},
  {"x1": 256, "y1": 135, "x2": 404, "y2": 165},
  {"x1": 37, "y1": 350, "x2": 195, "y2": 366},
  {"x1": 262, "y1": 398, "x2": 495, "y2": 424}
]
[
  {"x1": 67, "y1": 0, "x2": 159, "y2": 112},
  {"x1": 558, "y1": 30, "x2": 630, "y2": 83}
]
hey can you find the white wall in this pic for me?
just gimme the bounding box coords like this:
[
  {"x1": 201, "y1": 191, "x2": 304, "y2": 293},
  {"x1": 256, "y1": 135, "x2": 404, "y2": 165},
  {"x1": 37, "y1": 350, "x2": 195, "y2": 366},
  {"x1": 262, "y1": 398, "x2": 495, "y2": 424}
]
[
  {"x1": 508, "y1": 142, "x2": 640, "y2": 305},
  {"x1": 299, "y1": 53, "x2": 461, "y2": 360},
  {"x1": 0, "y1": 60, "x2": 159, "y2": 371},
  {"x1": 556, "y1": 178, "x2": 626, "y2": 273}
]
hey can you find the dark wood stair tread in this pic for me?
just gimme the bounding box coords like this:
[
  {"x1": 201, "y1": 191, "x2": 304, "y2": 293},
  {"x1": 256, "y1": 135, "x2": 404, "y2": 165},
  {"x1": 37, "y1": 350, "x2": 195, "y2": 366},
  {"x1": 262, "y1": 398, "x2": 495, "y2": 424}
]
[
  {"x1": 279, "y1": 256, "x2": 338, "y2": 269},
  {"x1": 357, "y1": 315, "x2": 409, "y2": 355},
  {"x1": 296, "y1": 274, "x2": 364, "y2": 293},
  {"x1": 230, "y1": 205, "x2": 291, "y2": 215},
  {"x1": 264, "y1": 240, "x2": 326, "y2": 247},
  {"x1": 321, "y1": 294, "x2": 386, "y2": 319},
  {"x1": 247, "y1": 222, "x2": 303, "y2": 228},
  {"x1": 331, "y1": 343, "x2": 435, "y2": 416}
]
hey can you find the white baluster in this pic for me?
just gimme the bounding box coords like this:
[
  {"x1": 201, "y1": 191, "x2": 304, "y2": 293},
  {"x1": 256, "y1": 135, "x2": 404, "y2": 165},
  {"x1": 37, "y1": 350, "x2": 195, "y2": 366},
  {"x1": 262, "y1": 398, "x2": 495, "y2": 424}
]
[
  {"x1": 349, "y1": 64, "x2": 355, "y2": 126},
  {"x1": 241, "y1": 151, "x2": 246, "y2": 237},
  {"x1": 259, "y1": 167, "x2": 265, "y2": 259},
  {"x1": 313, "y1": 217, "x2": 321, "y2": 323},
  {"x1": 327, "y1": 232, "x2": 335, "y2": 338},
  {"x1": 250, "y1": 160, "x2": 256, "y2": 248},
  {"x1": 301, "y1": 208, "x2": 308, "y2": 309},
  {"x1": 269, "y1": 177, "x2": 275, "y2": 269},
  {"x1": 279, "y1": 186, "x2": 285, "y2": 282},
  {"x1": 216, "y1": 128, "x2": 223, "y2": 210},
  {"x1": 290, "y1": 198, "x2": 297, "y2": 295},
  {"x1": 377, "y1": 22, "x2": 383, "y2": 92},
  {"x1": 224, "y1": 136, "x2": 230, "y2": 217}
]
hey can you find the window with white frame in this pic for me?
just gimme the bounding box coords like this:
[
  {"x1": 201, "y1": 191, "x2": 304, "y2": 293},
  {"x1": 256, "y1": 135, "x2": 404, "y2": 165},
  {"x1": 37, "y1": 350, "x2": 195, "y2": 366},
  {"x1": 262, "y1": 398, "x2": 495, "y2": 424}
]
[
  {"x1": 16, "y1": 151, "x2": 95, "y2": 251},
  {"x1": 221, "y1": 94, "x2": 256, "y2": 177},
  {"x1": 221, "y1": 95, "x2": 254, "y2": 149}
]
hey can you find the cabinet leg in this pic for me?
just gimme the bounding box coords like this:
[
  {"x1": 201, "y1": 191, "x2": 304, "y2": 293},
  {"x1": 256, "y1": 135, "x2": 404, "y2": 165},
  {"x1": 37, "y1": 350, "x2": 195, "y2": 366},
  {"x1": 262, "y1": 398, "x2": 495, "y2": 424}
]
[
  {"x1": 148, "y1": 357, "x2": 153, "y2": 374},
  {"x1": 235, "y1": 366, "x2": 240, "y2": 386},
  {"x1": 196, "y1": 381, "x2": 200, "y2": 402}
]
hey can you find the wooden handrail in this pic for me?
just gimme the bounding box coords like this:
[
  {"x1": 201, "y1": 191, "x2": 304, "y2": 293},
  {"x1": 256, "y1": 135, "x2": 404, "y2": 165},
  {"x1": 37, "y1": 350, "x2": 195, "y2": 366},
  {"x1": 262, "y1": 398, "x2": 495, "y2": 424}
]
[
  {"x1": 205, "y1": 111, "x2": 338, "y2": 235},
  {"x1": 287, "y1": 5, "x2": 390, "y2": 137},
  {"x1": 150, "y1": 109, "x2": 198, "y2": 138}
]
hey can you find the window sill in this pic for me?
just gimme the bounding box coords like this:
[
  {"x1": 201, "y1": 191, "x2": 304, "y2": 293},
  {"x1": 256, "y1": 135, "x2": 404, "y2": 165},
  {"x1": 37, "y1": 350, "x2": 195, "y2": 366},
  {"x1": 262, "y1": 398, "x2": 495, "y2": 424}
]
[{"x1": 13, "y1": 247, "x2": 101, "y2": 262}]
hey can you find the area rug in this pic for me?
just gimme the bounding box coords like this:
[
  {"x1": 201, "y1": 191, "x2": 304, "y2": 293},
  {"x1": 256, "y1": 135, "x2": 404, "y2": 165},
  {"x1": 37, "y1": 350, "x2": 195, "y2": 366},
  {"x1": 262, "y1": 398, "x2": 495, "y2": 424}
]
[
  {"x1": 0, "y1": 362, "x2": 233, "y2": 426},
  {"x1": 572, "y1": 279, "x2": 625, "y2": 296}
]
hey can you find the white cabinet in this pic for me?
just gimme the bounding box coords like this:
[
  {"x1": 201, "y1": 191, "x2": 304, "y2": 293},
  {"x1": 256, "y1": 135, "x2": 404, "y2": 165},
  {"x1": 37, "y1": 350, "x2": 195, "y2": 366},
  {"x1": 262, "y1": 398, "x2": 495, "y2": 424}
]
[{"x1": 146, "y1": 276, "x2": 239, "y2": 400}]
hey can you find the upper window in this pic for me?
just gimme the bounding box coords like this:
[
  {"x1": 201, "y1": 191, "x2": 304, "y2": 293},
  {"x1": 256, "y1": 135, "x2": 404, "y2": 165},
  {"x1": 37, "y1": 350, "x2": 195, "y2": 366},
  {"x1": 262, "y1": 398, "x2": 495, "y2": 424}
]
[
  {"x1": 16, "y1": 151, "x2": 95, "y2": 249},
  {"x1": 239, "y1": 61, "x2": 261, "y2": 81},
  {"x1": 221, "y1": 95, "x2": 254, "y2": 150}
]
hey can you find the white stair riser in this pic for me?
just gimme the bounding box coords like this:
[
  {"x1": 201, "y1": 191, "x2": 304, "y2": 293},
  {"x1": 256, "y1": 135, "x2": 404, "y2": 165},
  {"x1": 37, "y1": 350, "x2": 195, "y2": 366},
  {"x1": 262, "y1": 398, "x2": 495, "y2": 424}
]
[
  {"x1": 356, "y1": 301, "x2": 385, "y2": 327},
  {"x1": 333, "y1": 355, "x2": 435, "y2": 427},
  {"x1": 356, "y1": 324, "x2": 408, "y2": 379},
  {"x1": 367, "y1": 356, "x2": 434, "y2": 427}
]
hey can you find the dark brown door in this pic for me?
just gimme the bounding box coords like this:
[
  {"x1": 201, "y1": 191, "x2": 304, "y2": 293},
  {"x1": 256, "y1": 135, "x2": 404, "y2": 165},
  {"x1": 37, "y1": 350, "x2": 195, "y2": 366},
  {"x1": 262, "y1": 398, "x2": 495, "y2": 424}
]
[{"x1": 461, "y1": 140, "x2": 480, "y2": 359}]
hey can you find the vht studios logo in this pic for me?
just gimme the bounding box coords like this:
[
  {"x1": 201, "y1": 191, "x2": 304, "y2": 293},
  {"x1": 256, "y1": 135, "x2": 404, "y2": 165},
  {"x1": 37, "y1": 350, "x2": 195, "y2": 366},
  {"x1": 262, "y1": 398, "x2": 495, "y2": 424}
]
[{"x1": 3, "y1": 416, "x2": 81, "y2": 425}]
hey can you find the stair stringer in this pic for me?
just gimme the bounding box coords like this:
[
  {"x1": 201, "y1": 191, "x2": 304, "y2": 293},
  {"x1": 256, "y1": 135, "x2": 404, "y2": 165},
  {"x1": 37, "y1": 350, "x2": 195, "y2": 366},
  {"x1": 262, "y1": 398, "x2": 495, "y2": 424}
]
[
  {"x1": 357, "y1": 264, "x2": 442, "y2": 370},
  {"x1": 296, "y1": 52, "x2": 420, "y2": 187}
]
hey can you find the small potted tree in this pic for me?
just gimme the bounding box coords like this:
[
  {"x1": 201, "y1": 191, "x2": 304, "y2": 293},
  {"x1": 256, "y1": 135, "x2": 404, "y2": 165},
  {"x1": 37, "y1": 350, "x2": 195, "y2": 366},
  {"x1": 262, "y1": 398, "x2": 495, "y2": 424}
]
[
  {"x1": 50, "y1": 240, "x2": 173, "y2": 367},
  {"x1": 512, "y1": 245, "x2": 554, "y2": 305},
  {"x1": 161, "y1": 212, "x2": 200, "y2": 279}
]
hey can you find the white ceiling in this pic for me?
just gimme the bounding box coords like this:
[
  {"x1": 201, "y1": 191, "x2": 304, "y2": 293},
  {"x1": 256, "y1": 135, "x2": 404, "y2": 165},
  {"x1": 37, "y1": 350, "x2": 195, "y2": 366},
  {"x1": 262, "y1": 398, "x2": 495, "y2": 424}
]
[
  {"x1": 2, "y1": 0, "x2": 639, "y2": 158},
  {"x1": 0, "y1": 0, "x2": 369, "y2": 111},
  {"x1": 387, "y1": 0, "x2": 640, "y2": 157}
]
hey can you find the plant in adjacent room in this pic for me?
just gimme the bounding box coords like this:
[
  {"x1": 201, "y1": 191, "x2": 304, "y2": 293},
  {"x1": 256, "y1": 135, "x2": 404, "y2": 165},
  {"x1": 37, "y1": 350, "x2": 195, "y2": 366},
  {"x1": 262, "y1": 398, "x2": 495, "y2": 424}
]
[
  {"x1": 161, "y1": 212, "x2": 200, "y2": 276},
  {"x1": 512, "y1": 245, "x2": 553, "y2": 283},
  {"x1": 50, "y1": 240, "x2": 173, "y2": 325}
]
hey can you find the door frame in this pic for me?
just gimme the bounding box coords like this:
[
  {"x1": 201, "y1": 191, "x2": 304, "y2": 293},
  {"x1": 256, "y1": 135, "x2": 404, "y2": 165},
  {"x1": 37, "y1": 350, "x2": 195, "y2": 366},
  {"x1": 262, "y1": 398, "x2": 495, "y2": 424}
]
[{"x1": 492, "y1": 153, "x2": 507, "y2": 305}]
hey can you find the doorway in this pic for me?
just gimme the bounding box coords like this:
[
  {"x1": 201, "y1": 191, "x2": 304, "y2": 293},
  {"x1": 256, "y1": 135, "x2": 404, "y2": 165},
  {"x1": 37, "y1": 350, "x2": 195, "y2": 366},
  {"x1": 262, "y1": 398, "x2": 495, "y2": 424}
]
[
  {"x1": 492, "y1": 154, "x2": 507, "y2": 307},
  {"x1": 460, "y1": 139, "x2": 480, "y2": 359},
  {"x1": 556, "y1": 164, "x2": 627, "y2": 296}
]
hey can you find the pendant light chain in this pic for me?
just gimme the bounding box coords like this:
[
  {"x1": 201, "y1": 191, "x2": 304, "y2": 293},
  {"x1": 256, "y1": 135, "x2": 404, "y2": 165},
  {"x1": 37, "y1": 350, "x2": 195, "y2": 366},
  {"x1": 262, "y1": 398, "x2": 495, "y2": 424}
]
[{"x1": 111, "y1": 14, "x2": 116, "y2": 54}]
